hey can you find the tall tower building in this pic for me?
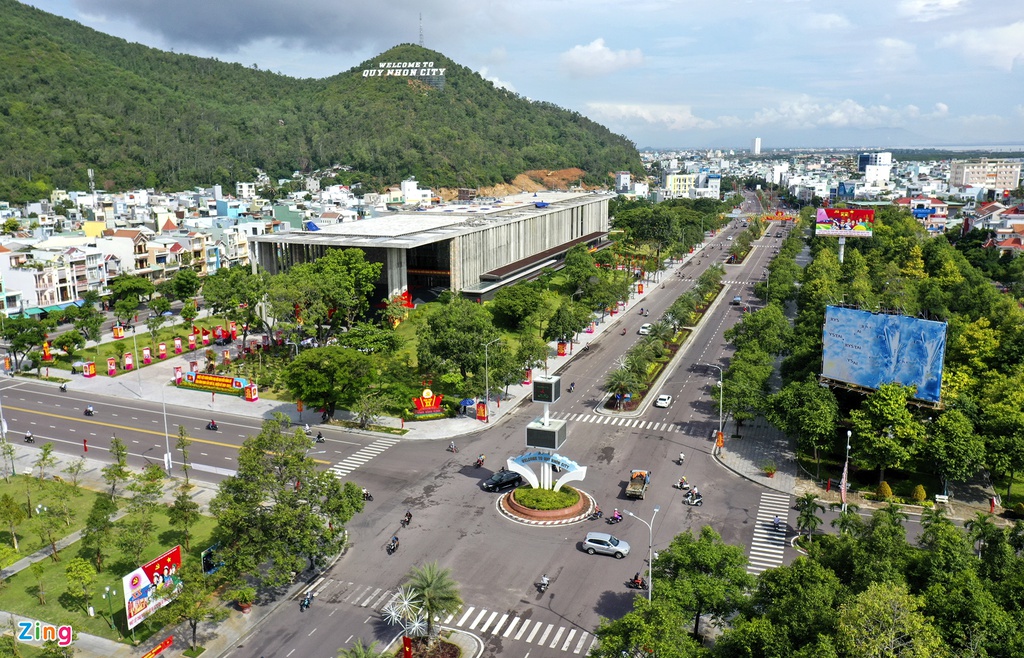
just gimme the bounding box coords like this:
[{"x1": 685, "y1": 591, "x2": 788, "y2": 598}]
[{"x1": 752, "y1": 137, "x2": 762, "y2": 155}]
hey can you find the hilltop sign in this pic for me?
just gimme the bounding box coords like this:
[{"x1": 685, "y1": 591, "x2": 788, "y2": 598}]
[{"x1": 363, "y1": 61, "x2": 446, "y2": 78}]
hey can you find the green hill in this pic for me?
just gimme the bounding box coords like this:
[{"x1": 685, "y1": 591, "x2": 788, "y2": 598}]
[{"x1": 0, "y1": 0, "x2": 643, "y2": 202}]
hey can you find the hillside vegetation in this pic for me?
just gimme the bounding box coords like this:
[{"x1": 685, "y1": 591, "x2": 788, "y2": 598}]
[{"x1": 0, "y1": 0, "x2": 644, "y2": 202}]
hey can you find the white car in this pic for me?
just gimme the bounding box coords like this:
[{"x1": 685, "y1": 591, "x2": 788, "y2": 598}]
[
  {"x1": 638, "y1": 323, "x2": 653, "y2": 335},
  {"x1": 654, "y1": 394, "x2": 672, "y2": 408}
]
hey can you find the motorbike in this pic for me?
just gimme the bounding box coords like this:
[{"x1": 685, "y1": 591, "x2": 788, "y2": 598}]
[
  {"x1": 24, "y1": 432, "x2": 34, "y2": 444},
  {"x1": 315, "y1": 432, "x2": 325, "y2": 443},
  {"x1": 644, "y1": 311, "x2": 649, "y2": 317},
  {"x1": 475, "y1": 457, "x2": 485, "y2": 468},
  {"x1": 673, "y1": 478, "x2": 691, "y2": 491},
  {"x1": 589, "y1": 509, "x2": 604, "y2": 521},
  {"x1": 684, "y1": 492, "x2": 704, "y2": 506},
  {"x1": 678, "y1": 452, "x2": 685, "y2": 466},
  {"x1": 300, "y1": 592, "x2": 312, "y2": 611},
  {"x1": 582, "y1": 345, "x2": 589, "y2": 352},
  {"x1": 621, "y1": 327, "x2": 627, "y2": 335},
  {"x1": 363, "y1": 490, "x2": 373, "y2": 502},
  {"x1": 59, "y1": 383, "x2": 68, "y2": 392},
  {"x1": 400, "y1": 515, "x2": 411, "y2": 528},
  {"x1": 626, "y1": 577, "x2": 648, "y2": 590},
  {"x1": 607, "y1": 515, "x2": 623, "y2": 525},
  {"x1": 538, "y1": 577, "x2": 549, "y2": 593},
  {"x1": 84, "y1": 408, "x2": 95, "y2": 417},
  {"x1": 206, "y1": 422, "x2": 219, "y2": 431},
  {"x1": 386, "y1": 539, "x2": 399, "y2": 555},
  {"x1": 447, "y1": 443, "x2": 459, "y2": 453}
]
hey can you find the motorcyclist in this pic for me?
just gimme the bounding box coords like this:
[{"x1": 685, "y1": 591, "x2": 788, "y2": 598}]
[
  {"x1": 24, "y1": 430, "x2": 33, "y2": 443},
  {"x1": 569, "y1": 381, "x2": 575, "y2": 392},
  {"x1": 476, "y1": 454, "x2": 485, "y2": 467},
  {"x1": 449, "y1": 441, "x2": 457, "y2": 453},
  {"x1": 593, "y1": 504, "x2": 602, "y2": 518},
  {"x1": 315, "y1": 431, "x2": 324, "y2": 442},
  {"x1": 389, "y1": 535, "x2": 399, "y2": 552},
  {"x1": 208, "y1": 420, "x2": 218, "y2": 430},
  {"x1": 59, "y1": 383, "x2": 68, "y2": 392},
  {"x1": 85, "y1": 405, "x2": 94, "y2": 415},
  {"x1": 541, "y1": 574, "x2": 549, "y2": 587},
  {"x1": 303, "y1": 423, "x2": 311, "y2": 435},
  {"x1": 679, "y1": 452, "x2": 685, "y2": 464},
  {"x1": 678, "y1": 476, "x2": 688, "y2": 489},
  {"x1": 405, "y1": 510, "x2": 412, "y2": 524},
  {"x1": 612, "y1": 509, "x2": 622, "y2": 522},
  {"x1": 362, "y1": 487, "x2": 370, "y2": 499}
]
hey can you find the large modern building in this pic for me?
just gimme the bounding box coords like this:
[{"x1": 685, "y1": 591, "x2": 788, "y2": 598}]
[
  {"x1": 248, "y1": 190, "x2": 612, "y2": 303},
  {"x1": 949, "y1": 158, "x2": 1022, "y2": 191}
]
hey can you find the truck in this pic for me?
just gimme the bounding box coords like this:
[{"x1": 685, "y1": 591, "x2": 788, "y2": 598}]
[{"x1": 625, "y1": 469, "x2": 651, "y2": 499}]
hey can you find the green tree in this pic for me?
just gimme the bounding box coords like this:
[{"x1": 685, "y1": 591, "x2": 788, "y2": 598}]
[
  {"x1": 829, "y1": 502, "x2": 864, "y2": 537},
  {"x1": 795, "y1": 493, "x2": 825, "y2": 542},
  {"x1": 180, "y1": 299, "x2": 199, "y2": 326},
  {"x1": 489, "y1": 283, "x2": 542, "y2": 330},
  {"x1": 176, "y1": 425, "x2": 193, "y2": 485},
  {"x1": 116, "y1": 515, "x2": 156, "y2": 566},
  {"x1": 113, "y1": 298, "x2": 138, "y2": 325},
  {"x1": 926, "y1": 408, "x2": 984, "y2": 492},
  {"x1": 209, "y1": 417, "x2": 363, "y2": 588},
  {"x1": 337, "y1": 322, "x2": 404, "y2": 356},
  {"x1": 164, "y1": 268, "x2": 203, "y2": 301},
  {"x1": 0, "y1": 492, "x2": 26, "y2": 551},
  {"x1": 837, "y1": 582, "x2": 945, "y2": 658},
  {"x1": 125, "y1": 464, "x2": 166, "y2": 517},
  {"x1": 200, "y1": 266, "x2": 267, "y2": 340},
  {"x1": 923, "y1": 570, "x2": 1015, "y2": 658},
  {"x1": 352, "y1": 393, "x2": 386, "y2": 429},
  {"x1": 72, "y1": 290, "x2": 105, "y2": 342},
  {"x1": 767, "y1": 378, "x2": 838, "y2": 478},
  {"x1": 337, "y1": 638, "x2": 384, "y2": 658},
  {"x1": 34, "y1": 442, "x2": 58, "y2": 480},
  {"x1": 604, "y1": 367, "x2": 641, "y2": 407},
  {"x1": 152, "y1": 560, "x2": 229, "y2": 653},
  {"x1": 404, "y1": 562, "x2": 463, "y2": 643},
  {"x1": 848, "y1": 383, "x2": 926, "y2": 484},
  {"x1": 416, "y1": 296, "x2": 499, "y2": 378},
  {"x1": 109, "y1": 273, "x2": 155, "y2": 304},
  {"x1": 744, "y1": 558, "x2": 844, "y2": 650},
  {"x1": 654, "y1": 525, "x2": 754, "y2": 637},
  {"x1": 591, "y1": 598, "x2": 703, "y2": 658},
  {"x1": 100, "y1": 437, "x2": 130, "y2": 498},
  {"x1": 52, "y1": 331, "x2": 84, "y2": 358},
  {"x1": 81, "y1": 495, "x2": 118, "y2": 573},
  {"x1": 2, "y1": 316, "x2": 47, "y2": 369},
  {"x1": 283, "y1": 346, "x2": 374, "y2": 418},
  {"x1": 724, "y1": 302, "x2": 791, "y2": 355},
  {"x1": 63, "y1": 557, "x2": 97, "y2": 613},
  {"x1": 722, "y1": 347, "x2": 774, "y2": 432},
  {"x1": 168, "y1": 484, "x2": 200, "y2": 551}
]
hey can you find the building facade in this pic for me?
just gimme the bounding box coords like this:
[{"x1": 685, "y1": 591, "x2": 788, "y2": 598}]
[{"x1": 949, "y1": 159, "x2": 1022, "y2": 191}]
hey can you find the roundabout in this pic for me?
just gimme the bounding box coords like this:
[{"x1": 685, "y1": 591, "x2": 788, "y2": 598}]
[{"x1": 495, "y1": 487, "x2": 599, "y2": 526}]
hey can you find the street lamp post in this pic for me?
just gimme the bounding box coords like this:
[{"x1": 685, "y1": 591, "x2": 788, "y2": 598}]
[
  {"x1": 841, "y1": 430, "x2": 852, "y2": 512},
  {"x1": 764, "y1": 268, "x2": 771, "y2": 301},
  {"x1": 483, "y1": 338, "x2": 500, "y2": 422},
  {"x1": 103, "y1": 585, "x2": 117, "y2": 633},
  {"x1": 130, "y1": 327, "x2": 143, "y2": 398},
  {"x1": 701, "y1": 364, "x2": 724, "y2": 443},
  {"x1": 627, "y1": 506, "x2": 660, "y2": 602}
]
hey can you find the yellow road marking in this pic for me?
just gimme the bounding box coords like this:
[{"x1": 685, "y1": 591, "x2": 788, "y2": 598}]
[{"x1": 7, "y1": 405, "x2": 333, "y2": 464}]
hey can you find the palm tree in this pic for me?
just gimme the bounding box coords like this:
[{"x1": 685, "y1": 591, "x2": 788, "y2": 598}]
[
  {"x1": 964, "y1": 512, "x2": 999, "y2": 558},
  {"x1": 877, "y1": 502, "x2": 909, "y2": 525},
  {"x1": 795, "y1": 493, "x2": 825, "y2": 541},
  {"x1": 406, "y1": 562, "x2": 463, "y2": 642},
  {"x1": 605, "y1": 368, "x2": 640, "y2": 408},
  {"x1": 649, "y1": 321, "x2": 674, "y2": 344},
  {"x1": 337, "y1": 639, "x2": 382, "y2": 658},
  {"x1": 920, "y1": 505, "x2": 952, "y2": 530},
  {"x1": 828, "y1": 502, "x2": 862, "y2": 537}
]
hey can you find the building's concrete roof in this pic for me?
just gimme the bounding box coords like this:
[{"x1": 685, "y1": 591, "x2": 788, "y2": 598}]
[{"x1": 250, "y1": 190, "x2": 610, "y2": 250}]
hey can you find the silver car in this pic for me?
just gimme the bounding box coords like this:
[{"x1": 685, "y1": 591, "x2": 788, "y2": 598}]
[{"x1": 583, "y1": 532, "x2": 630, "y2": 559}]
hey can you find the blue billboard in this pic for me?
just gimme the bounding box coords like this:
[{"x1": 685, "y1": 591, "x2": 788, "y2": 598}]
[{"x1": 821, "y1": 306, "x2": 946, "y2": 404}]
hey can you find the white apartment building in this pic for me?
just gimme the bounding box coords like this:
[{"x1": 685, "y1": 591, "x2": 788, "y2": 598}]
[
  {"x1": 949, "y1": 159, "x2": 1022, "y2": 191},
  {"x1": 236, "y1": 182, "x2": 257, "y2": 199}
]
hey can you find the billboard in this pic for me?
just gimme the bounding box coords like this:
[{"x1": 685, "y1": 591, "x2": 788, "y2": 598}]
[
  {"x1": 122, "y1": 545, "x2": 183, "y2": 630},
  {"x1": 821, "y1": 306, "x2": 946, "y2": 404},
  {"x1": 815, "y1": 208, "x2": 875, "y2": 237}
]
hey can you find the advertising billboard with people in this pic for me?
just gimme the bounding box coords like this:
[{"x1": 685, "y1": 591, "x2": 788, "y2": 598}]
[
  {"x1": 815, "y1": 208, "x2": 875, "y2": 237},
  {"x1": 122, "y1": 545, "x2": 183, "y2": 630}
]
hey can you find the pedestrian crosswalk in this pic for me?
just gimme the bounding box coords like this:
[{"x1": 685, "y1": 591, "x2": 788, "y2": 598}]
[
  {"x1": 315, "y1": 577, "x2": 599, "y2": 654},
  {"x1": 747, "y1": 491, "x2": 790, "y2": 574},
  {"x1": 327, "y1": 438, "x2": 401, "y2": 478},
  {"x1": 550, "y1": 411, "x2": 686, "y2": 433}
]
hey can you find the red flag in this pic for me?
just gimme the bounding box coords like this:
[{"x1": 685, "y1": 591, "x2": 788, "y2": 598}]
[
  {"x1": 202, "y1": 328, "x2": 210, "y2": 337},
  {"x1": 840, "y1": 461, "x2": 849, "y2": 506},
  {"x1": 192, "y1": 325, "x2": 199, "y2": 335}
]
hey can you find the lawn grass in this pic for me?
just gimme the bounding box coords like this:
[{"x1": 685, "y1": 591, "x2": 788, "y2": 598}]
[
  {"x1": 0, "y1": 476, "x2": 111, "y2": 559},
  {"x1": 0, "y1": 476, "x2": 218, "y2": 646}
]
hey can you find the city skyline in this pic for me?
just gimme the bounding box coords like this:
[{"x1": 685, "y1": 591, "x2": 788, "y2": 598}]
[{"x1": 22, "y1": 0, "x2": 1024, "y2": 151}]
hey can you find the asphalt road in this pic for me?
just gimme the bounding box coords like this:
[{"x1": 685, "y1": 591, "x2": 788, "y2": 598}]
[{"x1": 224, "y1": 217, "x2": 804, "y2": 658}]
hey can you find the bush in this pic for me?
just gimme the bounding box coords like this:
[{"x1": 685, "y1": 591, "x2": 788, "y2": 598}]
[
  {"x1": 911, "y1": 484, "x2": 926, "y2": 503},
  {"x1": 877, "y1": 481, "x2": 893, "y2": 500},
  {"x1": 1013, "y1": 502, "x2": 1024, "y2": 519},
  {"x1": 512, "y1": 486, "x2": 580, "y2": 510}
]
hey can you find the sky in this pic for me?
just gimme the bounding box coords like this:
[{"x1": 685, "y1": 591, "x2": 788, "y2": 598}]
[{"x1": 24, "y1": 0, "x2": 1024, "y2": 151}]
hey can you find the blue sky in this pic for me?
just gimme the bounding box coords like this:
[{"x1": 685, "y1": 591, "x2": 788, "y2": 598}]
[{"x1": 25, "y1": 0, "x2": 1024, "y2": 150}]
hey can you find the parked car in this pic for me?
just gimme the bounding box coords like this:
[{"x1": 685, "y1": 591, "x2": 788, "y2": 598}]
[
  {"x1": 583, "y1": 532, "x2": 630, "y2": 559},
  {"x1": 654, "y1": 394, "x2": 672, "y2": 408},
  {"x1": 482, "y1": 470, "x2": 523, "y2": 492},
  {"x1": 638, "y1": 323, "x2": 653, "y2": 335}
]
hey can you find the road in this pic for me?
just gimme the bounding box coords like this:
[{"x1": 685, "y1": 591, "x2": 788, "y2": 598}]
[
  {"x1": 2, "y1": 207, "x2": 806, "y2": 657},
  {"x1": 225, "y1": 216, "x2": 805, "y2": 657}
]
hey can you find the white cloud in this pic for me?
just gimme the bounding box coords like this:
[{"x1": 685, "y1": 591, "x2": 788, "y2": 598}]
[
  {"x1": 749, "y1": 96, "x2": 948, "y2": 129},
  {"x1": 478, "y1": 67, "x2": 516, "y2": 92},
  {"x1": 560, "y1": 39, "x2": 644, "y2": 77},
  {"x1": 585, "y1": 103, "x2": 714, "y2": 131},
  {"x1": 805, "y1": 13, "x2": 851, "y2": 30},
  {"x1": 875, "y1": 38, "x2": 917, "y2": 67},
  {"x1": 897, "y1": 0, "x2": 969, "y2": 21},
  {"x1": 940, "y1": 21, "x2": 1024, "y2": 71}
]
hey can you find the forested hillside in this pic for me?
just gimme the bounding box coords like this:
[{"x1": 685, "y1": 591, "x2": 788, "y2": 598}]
[{"x1": 0, "y1": 0, "x2": 643, "y2": 202}]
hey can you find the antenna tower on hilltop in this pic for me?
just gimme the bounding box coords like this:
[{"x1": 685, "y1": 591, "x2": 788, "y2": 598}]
[{"x1": 419, "y1": 14, "x2": 424, "y2": 47}]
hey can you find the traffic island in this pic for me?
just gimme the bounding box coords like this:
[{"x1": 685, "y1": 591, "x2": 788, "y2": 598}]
[{"x1": 498, "y1": 487, "x2": 595, "y2": 526}]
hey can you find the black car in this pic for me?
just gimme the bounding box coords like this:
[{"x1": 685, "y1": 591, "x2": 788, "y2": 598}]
[{"x1": 482, "y1": 470, "x2": 523, "y2": 492}]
